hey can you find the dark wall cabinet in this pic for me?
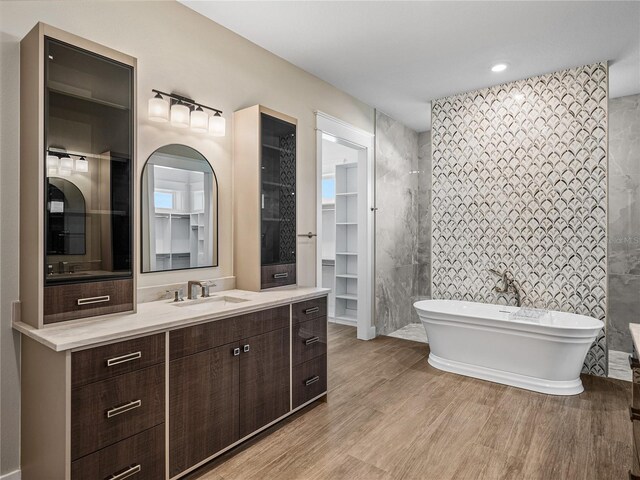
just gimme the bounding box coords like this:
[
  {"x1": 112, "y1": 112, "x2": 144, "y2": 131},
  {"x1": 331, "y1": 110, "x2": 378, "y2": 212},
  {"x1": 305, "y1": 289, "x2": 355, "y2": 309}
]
[
  {"x1": 233, "y1": 106, "x2": 297, "y2": 291},
  {"x1": 20, "y1": 23, "x2": 136, "y2": 328}
]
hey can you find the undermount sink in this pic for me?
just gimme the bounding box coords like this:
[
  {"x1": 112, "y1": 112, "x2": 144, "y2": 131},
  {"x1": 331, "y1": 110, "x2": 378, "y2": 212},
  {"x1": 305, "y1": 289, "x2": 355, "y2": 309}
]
[{"x1": 172, "y1": 295, "x2": 249, "y2": 310}]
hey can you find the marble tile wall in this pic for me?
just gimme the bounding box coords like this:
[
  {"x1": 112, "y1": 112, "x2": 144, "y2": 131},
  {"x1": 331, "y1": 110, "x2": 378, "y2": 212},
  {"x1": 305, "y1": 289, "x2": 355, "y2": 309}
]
[
  {"x1": 608, "y1": 94, "x2": 640, "y2": 353},
  {"x1": 374, "y1": 111, "x2": 431, "y2": 335},
  {"x1": 431, "y1": 63, "x2": 608, "y2": 376}
]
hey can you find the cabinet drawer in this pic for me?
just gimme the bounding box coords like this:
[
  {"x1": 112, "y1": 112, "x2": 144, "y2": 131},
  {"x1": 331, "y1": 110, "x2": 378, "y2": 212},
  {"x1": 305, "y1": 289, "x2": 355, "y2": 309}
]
[
  {"x1": 71, "y1": 424, "x2": 164, "y2": 480},
  {"x1": 170, "y1": 306, "x2": 289, "y2": 360},
  {"x1": 293, "y1": 316, "x2": 327, "y2": 366},
  {"x1": 293, "y1": 354, "x2": 327, "y2": 409},
  {"x1": 71, "y1": 364, "x2": 165, "y2": 460},
  {"x1": 292, "y1": 297, "x2": 327, "y2": 325},
  {"x1": 261, "y1": 263, "x2": 296, "y2": 289},
  {"x1": 72, "y1": 334, "x2": 164, "y2": 388},
  {"x1": 44, "y1": 278, "x2": 134, "y2": 324}
]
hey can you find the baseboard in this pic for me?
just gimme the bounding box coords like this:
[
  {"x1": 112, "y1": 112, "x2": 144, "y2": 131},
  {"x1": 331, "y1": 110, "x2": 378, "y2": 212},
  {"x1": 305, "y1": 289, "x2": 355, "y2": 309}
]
[{"x1": 0, "y1": 470, "x2": 21, "y2": 480}]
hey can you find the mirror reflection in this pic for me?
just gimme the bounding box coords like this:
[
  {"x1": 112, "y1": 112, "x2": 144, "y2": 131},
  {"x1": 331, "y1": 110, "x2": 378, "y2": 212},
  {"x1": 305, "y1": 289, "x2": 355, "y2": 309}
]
[{"x1": 141, "y1": 145, "x2": 218, "y2": 272}]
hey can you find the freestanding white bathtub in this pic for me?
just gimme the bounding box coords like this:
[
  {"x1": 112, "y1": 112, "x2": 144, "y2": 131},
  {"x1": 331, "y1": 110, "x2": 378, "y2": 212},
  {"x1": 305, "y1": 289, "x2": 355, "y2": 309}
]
[{"x1": 413, "y1": 299, "x2": 604, "y2": 395}]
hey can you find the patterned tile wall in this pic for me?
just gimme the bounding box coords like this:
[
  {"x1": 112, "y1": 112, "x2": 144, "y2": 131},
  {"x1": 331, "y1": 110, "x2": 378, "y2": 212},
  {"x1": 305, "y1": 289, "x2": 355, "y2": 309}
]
[{"x1": 431, "y1": 63, "x2": 608, "y2": 376}]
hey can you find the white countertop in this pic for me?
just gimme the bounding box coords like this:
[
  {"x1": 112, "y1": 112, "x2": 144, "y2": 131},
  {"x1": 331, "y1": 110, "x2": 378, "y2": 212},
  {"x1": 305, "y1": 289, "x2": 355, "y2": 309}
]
[
  {"x1": 631, "y1": 324, "x2": 640, "y2": 354},
  {"x1": 13, "y1": 287, "x2": 330, "y2": 352}
]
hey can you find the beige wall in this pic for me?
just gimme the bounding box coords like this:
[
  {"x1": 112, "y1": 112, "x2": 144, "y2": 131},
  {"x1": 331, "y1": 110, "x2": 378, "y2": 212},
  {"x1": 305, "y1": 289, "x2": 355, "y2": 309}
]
[{"x1": 0, "y1": 0, "x2": 374, "y2": 473}]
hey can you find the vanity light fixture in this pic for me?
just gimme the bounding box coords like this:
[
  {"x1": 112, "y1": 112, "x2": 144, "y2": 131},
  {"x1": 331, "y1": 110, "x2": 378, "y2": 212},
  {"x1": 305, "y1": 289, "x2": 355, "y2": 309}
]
[
  {"x1": 149, "y1": 89, "x2": 225, "y2": 136},
  {"x1": 491, "y1": 63, "x2": 508, "y2": 72},
  {"x1": 46, "y1": 149, "x2": 91, "y2": 176}
]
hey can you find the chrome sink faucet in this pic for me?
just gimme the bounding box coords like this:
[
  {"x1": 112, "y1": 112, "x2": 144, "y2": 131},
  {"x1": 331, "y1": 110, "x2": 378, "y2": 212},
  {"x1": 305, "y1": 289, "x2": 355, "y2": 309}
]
[
  {"x1": 488, "y1": 268, "x2": 522, "y2": 307},
  {"x1": 187, "y1": 280, "x2": 217, "y2": 300}
]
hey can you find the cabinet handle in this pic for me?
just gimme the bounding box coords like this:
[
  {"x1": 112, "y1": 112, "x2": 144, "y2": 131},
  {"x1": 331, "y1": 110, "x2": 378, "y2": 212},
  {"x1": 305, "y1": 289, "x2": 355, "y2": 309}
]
[
  {"x1": 233, "y1": 347, "x2": 241, "y2": 356},
  {"x1": 305, "y1": 336, "x2": 320, "y2": 346},
  {"x1": 304, "y1": 306, "x2": 320, "y2": 315},
  {"x1": 273, "y1": 272, "x2": 288, "y2": 279},
  {"x1": 77, "y1": 295, "x2": 111, "y2": 306},
  {"x1": 107, "y1": 400, "x2": 142, "y2": 418},
  {"x1": 243, "y1": 344, "x2": 250, "y2": 353},
  {"x1": 630, "y1": 406, "x2": 640, "y2": 422},
  {"x1": 108, "y1": 464, "x2": 141, "y2": 480},
  {"x1": 305, "y1": 375, "x2": 320, "y2": 386},
  {"x1": 106, "y1": 351, "x2": 142, "y2": 367}
]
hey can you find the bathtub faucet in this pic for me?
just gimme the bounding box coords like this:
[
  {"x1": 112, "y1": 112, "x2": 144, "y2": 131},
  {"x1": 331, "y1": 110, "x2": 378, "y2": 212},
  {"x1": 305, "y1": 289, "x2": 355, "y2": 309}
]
[{"x1": 488, "y1": 268, "x2": 522, "y2": 307}]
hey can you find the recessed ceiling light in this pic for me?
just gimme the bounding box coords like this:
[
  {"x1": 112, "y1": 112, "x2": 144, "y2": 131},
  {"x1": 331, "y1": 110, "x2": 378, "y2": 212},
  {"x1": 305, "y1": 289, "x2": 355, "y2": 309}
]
[{"x1": 491, "y1": 63, "x2": 508, "y2": 72}]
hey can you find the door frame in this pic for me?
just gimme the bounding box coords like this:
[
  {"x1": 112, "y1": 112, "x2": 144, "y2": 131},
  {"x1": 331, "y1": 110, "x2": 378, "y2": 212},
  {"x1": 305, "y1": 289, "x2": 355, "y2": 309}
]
[{"x1": 315, "y1": 111, "x2": 375, "y2": 340}]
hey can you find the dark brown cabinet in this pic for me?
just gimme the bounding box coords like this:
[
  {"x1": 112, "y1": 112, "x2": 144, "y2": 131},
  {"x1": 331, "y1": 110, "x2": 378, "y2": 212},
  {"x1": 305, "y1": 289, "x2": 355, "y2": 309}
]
[
  {"x1": 239, "y1": 327, "x2": 290, "y2": 438},
  {"x1": 169, "y1": 309, "x2": 291, "y2": 477},
  {"x1": 169, "y1": 343, "x2": 240, "y2": 478}
]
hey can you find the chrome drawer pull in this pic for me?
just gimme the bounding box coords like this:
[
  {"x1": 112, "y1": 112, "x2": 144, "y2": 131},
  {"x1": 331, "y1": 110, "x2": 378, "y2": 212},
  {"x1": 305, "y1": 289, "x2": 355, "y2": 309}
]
[
  {"x1": 77, "y1": 295, "x2": 111, "y2": 306},
  {"x1": 305, "y1": 375, "x2": 320, "y2": 386},
  {"x1": 108, "y1": 464, "x2": 141, "y2": 480},
  {"x1": 304, "y1": 306, "x2": 320, "y2": 315},
  {"x1": 273, "y1": 273, "x2": 289, "y2": 279},
  {"x1": 630, "y1": 406, "x2": 640, "y2": 422},
  {"x1": 107, "y1": 400, "x2": 142, "y2": 418},
  {"x1": 305, "y1": 336, "x2": 320, "y2": 346},
  {"x1": 107, "y1": 351, "x2": 142, "y2": 367},
  {"x1": 233, "y1": 347, "x2": 241, "y2": 356}
]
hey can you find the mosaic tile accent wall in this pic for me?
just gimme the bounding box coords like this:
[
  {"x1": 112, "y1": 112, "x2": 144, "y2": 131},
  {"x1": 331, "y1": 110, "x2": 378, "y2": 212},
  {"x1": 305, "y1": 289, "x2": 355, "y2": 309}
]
[{"x1": 431, "y1": 63, "x2": 608, "y2": 375}]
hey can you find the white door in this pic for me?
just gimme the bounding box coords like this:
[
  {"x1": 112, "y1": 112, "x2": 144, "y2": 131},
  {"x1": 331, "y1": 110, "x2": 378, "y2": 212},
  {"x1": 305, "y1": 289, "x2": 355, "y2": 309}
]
[{"x1": 315, "y1": 112, "x2": 375, "y2": 340}]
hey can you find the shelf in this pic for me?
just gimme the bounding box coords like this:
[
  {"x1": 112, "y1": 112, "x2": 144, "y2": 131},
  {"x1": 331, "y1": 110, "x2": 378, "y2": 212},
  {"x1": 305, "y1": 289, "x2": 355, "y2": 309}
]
[
  {"x1": 334, "y1": 312, "x2": 357, "y2": 322},
  {"x1": 48, "y1": 86, "x2": 130, "y2": 111},
  {"x1": 336, "y1": 222, "x2": 357, "y2": 226},
  {"x1": 336, "y1": 273, "x2": 357, "y2": 279},
  {"x1": 336, "y1": 252, "x2": 358, "y2": 256},
  {"x1": 336, "y1": 192, "x2": 357, "y2": 196},
  {"x1": 262, "y1": 181, "x2": 294, "y2": 189},
  {"x1": 262, "y1": 143, "x2": 294, "y2": 154},
  {"x1": 335, "y1": 294, "x2": 358, "y2": 301}
]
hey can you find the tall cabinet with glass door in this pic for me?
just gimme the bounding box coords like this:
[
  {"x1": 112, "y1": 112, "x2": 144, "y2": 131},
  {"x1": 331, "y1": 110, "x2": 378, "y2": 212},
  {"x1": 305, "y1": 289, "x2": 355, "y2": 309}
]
[
  {"x1": 233, "y1": 105, "x2": 297, "y2": 291},
  {"x1": 20, "y1": 23, "x2": 136, "y2": 327}
]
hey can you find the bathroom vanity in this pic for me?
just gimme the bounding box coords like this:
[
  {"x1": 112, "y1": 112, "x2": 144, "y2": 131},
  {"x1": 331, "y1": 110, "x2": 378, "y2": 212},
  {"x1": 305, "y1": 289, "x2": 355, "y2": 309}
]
[{"x1": 15, "y1": 288, "x2": 329, "y2": 480}]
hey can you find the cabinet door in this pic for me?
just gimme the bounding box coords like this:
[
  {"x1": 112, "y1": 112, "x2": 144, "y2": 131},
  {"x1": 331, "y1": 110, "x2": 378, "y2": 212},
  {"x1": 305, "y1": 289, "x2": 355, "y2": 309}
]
[
  {"x1": 239, "y1": 327, "x2": 291, "y2": 438},
  {"x1": 169, "y1": 343, "x2": 239, "y2": 478}
]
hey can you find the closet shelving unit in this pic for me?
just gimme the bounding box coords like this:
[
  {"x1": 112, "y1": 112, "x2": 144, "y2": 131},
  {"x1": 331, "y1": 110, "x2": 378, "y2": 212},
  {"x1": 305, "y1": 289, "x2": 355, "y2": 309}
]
[
  {"x1": 154, "y1": 210, "x2": 206, "y2": 270},
  {"x1": 334, "y1": 162, "x2": 359, "y2": 324}
]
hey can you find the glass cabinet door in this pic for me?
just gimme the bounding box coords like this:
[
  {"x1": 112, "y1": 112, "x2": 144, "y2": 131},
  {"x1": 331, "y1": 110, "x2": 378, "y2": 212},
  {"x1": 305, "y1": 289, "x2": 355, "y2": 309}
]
[
  {"x1": 260, "y1": 113, "x2": 296, "y2": 268},
  {"x1": 44, "y1": 37, "x2": 133, "y2": 285}
]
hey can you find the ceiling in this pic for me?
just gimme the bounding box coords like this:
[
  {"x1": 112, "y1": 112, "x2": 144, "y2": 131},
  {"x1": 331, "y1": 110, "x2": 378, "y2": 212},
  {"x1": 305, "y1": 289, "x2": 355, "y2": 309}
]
[{"x1": 181, "y1": 1, "x2": 640, "y2": 132}]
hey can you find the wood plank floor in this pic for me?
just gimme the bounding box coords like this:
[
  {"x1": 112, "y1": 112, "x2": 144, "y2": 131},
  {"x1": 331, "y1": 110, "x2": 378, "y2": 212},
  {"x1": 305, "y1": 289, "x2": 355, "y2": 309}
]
[{"x1": 187, "y1": 323, "x2": 631, "y2": 480}]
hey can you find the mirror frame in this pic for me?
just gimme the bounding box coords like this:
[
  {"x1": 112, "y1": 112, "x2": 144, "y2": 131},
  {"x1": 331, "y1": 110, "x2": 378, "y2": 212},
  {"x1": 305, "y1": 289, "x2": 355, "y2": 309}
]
[{"x1": 140, "y1": 144, "x2": 219, "y2": 273}]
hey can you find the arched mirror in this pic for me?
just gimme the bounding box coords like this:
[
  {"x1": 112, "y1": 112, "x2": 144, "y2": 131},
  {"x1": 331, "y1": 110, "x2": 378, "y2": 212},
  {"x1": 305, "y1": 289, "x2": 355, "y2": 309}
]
[
  {"x1": 141, "y1": 145, "x2": 218, "y2": 272},
  {"x1": 46, "y1": 177, "x2": 86, "y2": 255}
]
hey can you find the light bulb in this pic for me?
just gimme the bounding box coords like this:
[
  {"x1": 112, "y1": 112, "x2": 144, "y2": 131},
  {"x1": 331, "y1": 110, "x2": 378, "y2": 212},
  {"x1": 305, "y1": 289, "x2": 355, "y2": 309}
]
[
  {"x1": 46, "y1": 154, "x2": 59, "y2": 168},
  {"x1": 47, "y1": 167, "x2": 57, "y2": 177},
  {"x1": 208, "y1": 114, "x2": 226, "y2": 137},
  {"x1": 60, "y1": 156, "x2": 73, "y2": 170},
  {"x1": 75, "y1": 156, "x2": 89, "y2": 172},
  {"x1": 58, "y1": 168, "x2": 71, "y2": 177},
  {"x1": 170, "y1": 103, "x2": 190, "y2": 128},
  {"x1": 148, "y1": 93, "x2": 169, "y2": 122},
  {"x1": 491, "y1": 63, "x2": 508, "y2": 72},
  {"x1": 190, "y1": 107, "x2": 208, "y2": 133}
]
